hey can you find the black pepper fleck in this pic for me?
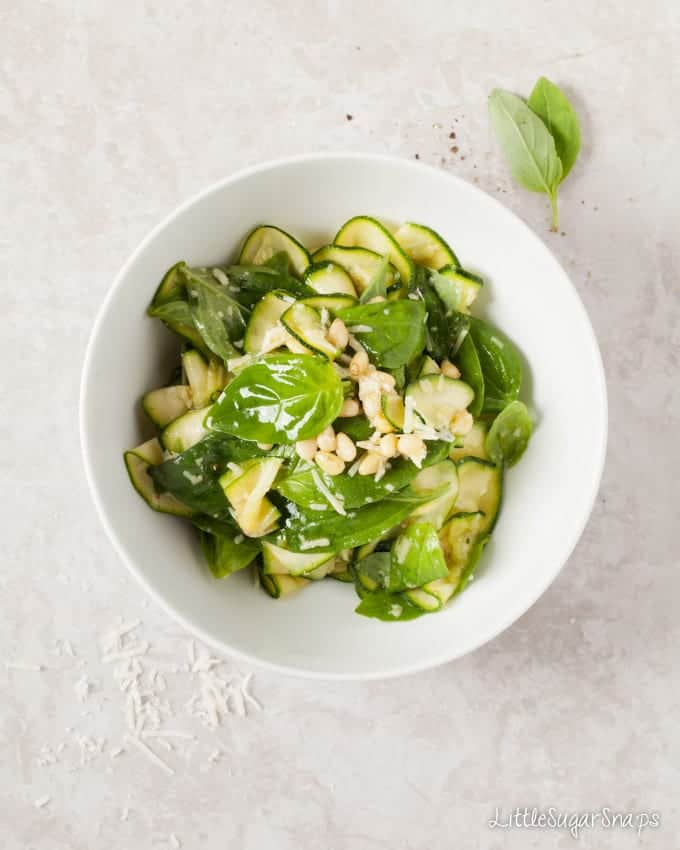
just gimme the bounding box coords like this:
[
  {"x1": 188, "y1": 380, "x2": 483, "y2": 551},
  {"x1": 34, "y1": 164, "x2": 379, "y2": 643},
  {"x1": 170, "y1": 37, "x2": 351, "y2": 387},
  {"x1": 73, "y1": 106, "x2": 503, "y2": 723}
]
[{"x1": 346, "y1": 114, "x2": 353, "y2": 121}]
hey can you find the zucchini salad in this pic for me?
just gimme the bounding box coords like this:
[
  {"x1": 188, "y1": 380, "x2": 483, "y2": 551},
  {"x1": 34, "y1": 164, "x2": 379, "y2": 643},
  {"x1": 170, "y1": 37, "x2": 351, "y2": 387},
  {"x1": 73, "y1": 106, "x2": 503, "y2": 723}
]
[{"x1": 125, "y1": 217, "x2": 532, "y2": 621}]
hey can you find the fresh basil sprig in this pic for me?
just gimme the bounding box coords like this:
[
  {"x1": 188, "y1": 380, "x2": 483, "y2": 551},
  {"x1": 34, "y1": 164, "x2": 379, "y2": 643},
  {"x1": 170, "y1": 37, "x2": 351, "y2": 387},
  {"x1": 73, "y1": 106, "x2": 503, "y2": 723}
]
[{"x1": 488, "y1": 77, "x2": 581, "y2": 230}]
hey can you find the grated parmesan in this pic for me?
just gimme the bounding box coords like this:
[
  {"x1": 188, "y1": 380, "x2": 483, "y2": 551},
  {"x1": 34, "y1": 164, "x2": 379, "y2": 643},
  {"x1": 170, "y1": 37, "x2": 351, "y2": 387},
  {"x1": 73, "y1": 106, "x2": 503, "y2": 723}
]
[
  {"x1": 299, "y1": 538, "x2": 331, "y2": 551},
  {"x1": 310, "y1": 470, "x2": 346, "y2": 515}
]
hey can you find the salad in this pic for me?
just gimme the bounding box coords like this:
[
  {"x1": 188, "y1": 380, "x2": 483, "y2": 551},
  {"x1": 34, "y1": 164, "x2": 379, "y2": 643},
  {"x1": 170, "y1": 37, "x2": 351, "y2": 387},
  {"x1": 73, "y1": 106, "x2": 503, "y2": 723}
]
[{"x1": 124, "y1": 216, "x2": 532, "y2": 621}]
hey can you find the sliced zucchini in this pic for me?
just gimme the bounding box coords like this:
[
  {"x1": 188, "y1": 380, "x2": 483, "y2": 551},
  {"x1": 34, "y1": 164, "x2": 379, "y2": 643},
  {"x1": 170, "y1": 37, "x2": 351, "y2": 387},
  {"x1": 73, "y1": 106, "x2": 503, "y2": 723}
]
[
  {"x1": 394, "y1": 222, "x2": 459, "y2": 269},
  {"x1": 409, "y1": 460, "x2": 459, "y2": 530},
  {"x1": 262, "y1": 541, "x2": 335, "y2": 577},
  {"x1": 300, "y1": 293, "x2": 357, "y2": 314},
  {"x1": 449, "y1": 422, "x2": 490, "y2": 462},
  {"x1": 418, "y1": 355, "x2": 441, "y2": 377},
  {"x1": 181, "y1": 350, "x2": 228, "y2": 407},
  {"x1": 239, "y1": 225, "x2": 310, "y2": 276},
  {"x1": 311, "y1": 245, "x2": 399, "y2": 294},
  {"x1": 243, "y1": 290, "x2": 296, "y2": 355},
  {"x1": 439, "y1": 511, "x2": 486, "y2": 587},
  {"x1": 280, "y1": 302, "x2": 339, "y2": 360},
  {"x1": 381, "y1": 393, "x2": 404, "y2": 430},
  {"x1": 142, "y1": 385, "x2": 192, "y2": 428},
  {"x1": 432, "y1": 265, "x2": 483, "y2": 314},
  {"x1": 405, "y1": 375, "x2": 474, "y2": 430},
  {"x1": 259, "y1": 569, "x2": 309, "y2": 598},
  {"x1": 161, "y1": 406, "x2": 212, "y2": 452},
  {"x1": 454, "y1": 459, "x2": 502, "y2": 532},
  {"x1": 150, "y1": 262, "x2": 185, "y2": 307},
  {"x1": 124, "y1": 438, "x2": 194, "y2": 517},
  {"x1": 303, "y1": 261, "x2": 357, "y2": 298},
  {"x1": 220, "y1": 457, "x2": 283, "y2": 537},
  {"x1": 402, "y1": 586, "x2": 442, "y2": 611},
  {"x1": 419, "y1": 577, "x2": 456, "y2": 606},
  {"x1": 334, "y1": 216, "x2": 414, "y2": 288}
]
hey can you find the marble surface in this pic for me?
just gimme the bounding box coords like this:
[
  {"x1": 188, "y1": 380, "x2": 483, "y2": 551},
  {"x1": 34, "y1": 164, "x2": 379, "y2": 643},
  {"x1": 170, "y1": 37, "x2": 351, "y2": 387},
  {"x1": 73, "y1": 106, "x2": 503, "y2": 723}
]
[{"x1": 2, "y1": 1, "x2": 679, "y2": 847}]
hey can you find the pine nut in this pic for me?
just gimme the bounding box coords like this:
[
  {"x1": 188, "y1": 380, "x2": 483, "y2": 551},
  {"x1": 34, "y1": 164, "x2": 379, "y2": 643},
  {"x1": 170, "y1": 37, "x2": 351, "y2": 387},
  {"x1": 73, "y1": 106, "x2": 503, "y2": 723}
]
[
  {"x1": 397, "y1": 434, "x2": 427, "y2": 464},
  {"x1": 349, "y1": 350, "x2": 370, "y2": 378},
  {"x1": 335, "y1": 432, "x2": 357, "y2": 462},
  {"x1": 338, "y1": 398, "x2": 360, "y2": 417},
  {"x1": 315, "y1": 451, "x2": 345, "y2": 476},
  {"x1": 257, "y1": 442, "x2": 274, "y2": 450},
  {"x1": 441, "y1": 359, "x2": 461, "y2": 379},
  {"x1": 317, "y1": 425, "x2": 337, "y2": 452},
  {"x1": 374, "y1": 371, "x2": 396, "y2": 391},
  {"x1": 362, "y1": 391, "x2": 381, "y2": 419},
  {"x1": 327, "y1": 318, "x2": 349, "y2": 350},
  {"x1": 450, "y1": 409, "x2": 474, "y2": 436},
  {"x1": 295, "y1": 438, "x2": 318, "y2": 462},
  {"x1": 358, "y1": 452, "x2": 383, "y2": 476},
  {"x1": 378, "y1": 434, "x2": 399, "y2": 458},
  {"x1": 368, "y1": 295, "x2": 386, "y2": 304}
]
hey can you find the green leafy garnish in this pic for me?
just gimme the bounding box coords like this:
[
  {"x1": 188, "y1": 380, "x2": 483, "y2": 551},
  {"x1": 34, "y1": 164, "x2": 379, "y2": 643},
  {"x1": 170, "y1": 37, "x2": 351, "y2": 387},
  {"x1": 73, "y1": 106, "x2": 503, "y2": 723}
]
[
  {"x1": 355, "y1": 591, "x2": 426, "y2": 622},
  {"x1": 455, "y1": 333, "x2": 485, "y2": 417},
  {"x1": 488, "y1": 79, "x2": 581, "y2": 230},
  {"x1": 211, "y1": 353, "x2": 344, "y2": 444},
  {"x1": 337, "y1": 299, "x2": 426, "y2": 368},
  {"x1": 527, "y1": 77, "x2": 581, "y2": 179},
  {"x1": 485, "y1": 400, "x2": 533, "y2": 467},
  {"x1": 199, "y1": 529, "x2": 260, "y2": 578},
  {"x1": 467, "y1": 317, "x2": 522, "y2": 413}
]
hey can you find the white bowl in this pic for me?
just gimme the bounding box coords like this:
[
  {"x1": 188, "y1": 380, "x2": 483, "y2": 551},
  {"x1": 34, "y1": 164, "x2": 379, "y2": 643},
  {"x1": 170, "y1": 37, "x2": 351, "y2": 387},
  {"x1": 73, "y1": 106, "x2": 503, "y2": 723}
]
[{"x1": 81, "y1": 153, "x2": 607, "y2": 680}]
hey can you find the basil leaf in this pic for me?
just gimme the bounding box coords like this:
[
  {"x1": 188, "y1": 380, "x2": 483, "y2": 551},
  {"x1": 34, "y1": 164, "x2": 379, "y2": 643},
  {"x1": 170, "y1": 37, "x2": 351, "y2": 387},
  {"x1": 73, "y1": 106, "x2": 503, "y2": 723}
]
[
  {"x1": 276, "y1": 441, "x2": 450, "y2": 510},
  {"x1": 224, "y1": 263, "x2": 314, "y2": 308},
  {"x1": 359, "y1": 254, "x2": 390, "y2": 303},
  {"x1": 389, "y1": 522, "x2": 448, "y2": 590},
  {"x1": 333, "y1": 415, "x2": 373, "y2": 442},
  {"x1": 148, "y1": 298, "x2": 194, "y2": 326},
  {"x1": 211, "y1": 353, "x2": 344, "y2": 444},
  {"x1": 488, "y1": 88, "x2": 563, "y2": 229},
  {"x1": 455, "y1": 333, "x2": 485, "y2": 416},
  {"x1": 149, "y1": 433, "x2": 276, "y2": 515},
  {"x1": 355, "y1": 591, "x2": 426, "y2": 622},
  {"x1": 421, "y1": 279, "x2": 449, "y2": 361},
  {"x1": 337, "y1": 300, "x2": 426, "y2": 368},
  {"x1": 485, "y1": 400, "x2": 532, "y2": 467},
  {"x1": 281, "y1": 490, "x2": 438, "y2": 552},
  {"x1": 199, "y1": 530, "x2": 260, "y2": 578},
  {"x1": 447, "y1": 311, "x2": 470, "y2": 356},
  {"x1": 467, "y1": 317, "x2": 522, "y2": 412},
  {"x1": 181, "y1": 267, "x2": 247, "y2": 362},
  {"x1": 528, "y1": 77, "x2": 581, "y2": 179}
]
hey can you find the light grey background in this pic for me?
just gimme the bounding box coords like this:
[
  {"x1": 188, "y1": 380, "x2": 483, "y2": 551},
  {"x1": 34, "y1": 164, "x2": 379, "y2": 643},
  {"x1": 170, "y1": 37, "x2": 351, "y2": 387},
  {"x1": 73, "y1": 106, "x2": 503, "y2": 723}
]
[{"x1": 2, "y1": 1, "x2": 678, "y2": 848}]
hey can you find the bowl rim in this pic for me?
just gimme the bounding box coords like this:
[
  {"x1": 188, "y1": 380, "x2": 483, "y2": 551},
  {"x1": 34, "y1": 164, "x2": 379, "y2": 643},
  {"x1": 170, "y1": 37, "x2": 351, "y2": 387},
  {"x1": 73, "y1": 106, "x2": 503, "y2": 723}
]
[{"x1": 80, "y1": 151, "x2": 608, "y2": 681}]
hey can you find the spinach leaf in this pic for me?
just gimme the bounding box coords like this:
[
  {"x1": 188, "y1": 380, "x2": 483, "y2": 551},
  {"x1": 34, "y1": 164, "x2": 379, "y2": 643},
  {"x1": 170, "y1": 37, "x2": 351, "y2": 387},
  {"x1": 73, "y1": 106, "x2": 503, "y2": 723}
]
[
  {"x1": 337, "y1": 300, "x2": 426, "y2": 368},
  {"x1": 359, "y1": 254, "x2": 390, "y2": 303},
  {"x1": 447, "y1": 311, "x2": 470, "y2": 356},
  {"x1": 420, "y1": 279, "x2": 449, "y2": 361},
  {"x1": 211, "y1": 353, "x2": 344, "y2": 444},
  {"x1": 149, "y1": 433, "x2": 276, "y2": 515},
  {"x1": 389, "y1": 522, "x2": 448, "y2": 590},
  {"x1": 485, "y1": 400, "x2": 532, "y2": 467},
  {"x1": 467, "y1": 317, "x2": 522, "y2": 412},
  {"x1": 181, "y1": 267, "x2": 248, "y2": 361},
  {"x1": 488, "y1": 88, "x2": 563, "y2": 229},
  {"x1": 276, "y1": 441, "x2": 450, "y2": 510},
  {"x1": 455, "y1": 333, "x2": 485, "y2": 416},
  {"x1": 281, "y1": 490, "x2": 438, "y2": 552},
  {"x1": 355, "y1": 591, "x2": 426, "y2": 622},
  {"x1": 333, "y1": 415, "x2": 373, "y2": 442},
  {"x1": 148, "y1": 297, "x2": 194, "y2": 326},
  {"x1": 199, "y1": 530, "x2": 260, "y2": 578},
  {"x1": 263, "y1": 250, "x2": 293, "y2": 276},
  {"x1": 223, "y1": 263, "x2": 313, "y2": 307},
  {"x1": 528, "y1": 77, "x2": 581, "y2": 179}
]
